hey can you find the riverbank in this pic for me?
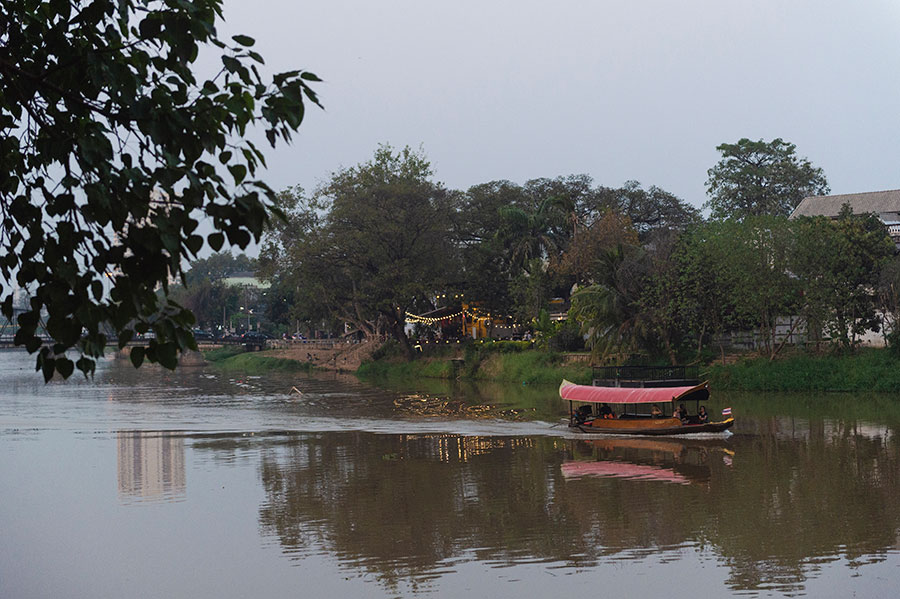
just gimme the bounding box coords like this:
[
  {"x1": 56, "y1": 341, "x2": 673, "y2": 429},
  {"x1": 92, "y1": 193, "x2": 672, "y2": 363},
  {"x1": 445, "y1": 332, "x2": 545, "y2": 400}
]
[
  {"x1": 357, "y1": 344, "x2": 593, "y2": 386},
  {"x1": 201, "y1": 341, "x2": 592, "y2": 384},
  {"x1": 202, "y1": 343, "x2": 900, "y2": 394},
  {"x1": 203, "y1": 346, "x2": 313, "y2": 374}
]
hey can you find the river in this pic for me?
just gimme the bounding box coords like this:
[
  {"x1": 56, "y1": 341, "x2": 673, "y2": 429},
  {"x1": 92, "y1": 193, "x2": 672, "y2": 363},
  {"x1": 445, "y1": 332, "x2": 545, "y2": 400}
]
[{"x1": 1, "y1": 350, "x2": 898, "y2": 598}]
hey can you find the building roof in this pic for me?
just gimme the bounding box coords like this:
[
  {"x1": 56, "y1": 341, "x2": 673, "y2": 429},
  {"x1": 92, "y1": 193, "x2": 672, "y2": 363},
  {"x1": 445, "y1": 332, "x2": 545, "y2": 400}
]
[
  {"x1": 222, "y1": 272, "x2": 270, "y2": 289},
  {"x1": 791, "y1": 189, "x2": 900, "y2": 219}
]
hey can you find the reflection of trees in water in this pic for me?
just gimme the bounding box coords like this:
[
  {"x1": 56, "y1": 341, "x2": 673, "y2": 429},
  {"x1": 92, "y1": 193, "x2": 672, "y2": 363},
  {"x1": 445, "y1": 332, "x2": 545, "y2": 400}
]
[
  {"x1": 258, "y1": 433, "x2": 576, "y2": 588},
  {"x1": 709, "y1": 427, "x2": 900, "y2": 594},
  {"x1": 256, "y1": 429, "x2": 900, "y2": 594},
  {"x1": 721, "y1": 391, "x2": 900, "y2": 439}
]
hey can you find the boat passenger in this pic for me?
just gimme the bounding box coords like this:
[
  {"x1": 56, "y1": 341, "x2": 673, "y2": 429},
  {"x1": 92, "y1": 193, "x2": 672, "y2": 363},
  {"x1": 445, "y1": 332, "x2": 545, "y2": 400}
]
[
  {"x1": 598, "y1": 403, "x2": 613, "y2": 419},
  {"x1": 574, "y1": 405, "x2": 594, "y2": 424},
  {"x1": 650, "y1": 404, "x2": 662, "y2": 418},
  {"x1": 698, "y1": 406, "x2": 709, "y2": 423},
  {"x1": 672, "y1": 406, "x2": 681, "y2": 420},
  {"x1": 679, "y1": 403, "x2": 690, "y2": 424}
]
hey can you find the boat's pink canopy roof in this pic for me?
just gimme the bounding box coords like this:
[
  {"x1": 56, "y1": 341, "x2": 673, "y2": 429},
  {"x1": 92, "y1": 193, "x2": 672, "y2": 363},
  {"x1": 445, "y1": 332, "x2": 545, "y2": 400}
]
[{"x1": 559, "y1": 379, "x2": 709, "y2": 405}]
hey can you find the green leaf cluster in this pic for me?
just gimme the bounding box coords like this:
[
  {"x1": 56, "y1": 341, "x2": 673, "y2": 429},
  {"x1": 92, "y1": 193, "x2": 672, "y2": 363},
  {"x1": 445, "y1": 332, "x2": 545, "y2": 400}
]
[{"x1": 0, "y1": 0, "x2": 320, "y2": 379}]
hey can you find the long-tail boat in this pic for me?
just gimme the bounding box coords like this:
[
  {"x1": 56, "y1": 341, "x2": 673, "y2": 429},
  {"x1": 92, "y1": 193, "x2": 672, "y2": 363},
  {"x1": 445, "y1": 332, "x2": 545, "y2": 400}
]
[{"x1": 559, "y1": 379, "x2": 734, "y2": 436}]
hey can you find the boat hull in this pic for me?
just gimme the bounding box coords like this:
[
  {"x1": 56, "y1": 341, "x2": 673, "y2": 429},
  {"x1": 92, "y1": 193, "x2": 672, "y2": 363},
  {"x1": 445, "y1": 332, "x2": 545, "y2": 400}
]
[{"x1": 569, "y1": 418, "x2": 734, "y2": 436}]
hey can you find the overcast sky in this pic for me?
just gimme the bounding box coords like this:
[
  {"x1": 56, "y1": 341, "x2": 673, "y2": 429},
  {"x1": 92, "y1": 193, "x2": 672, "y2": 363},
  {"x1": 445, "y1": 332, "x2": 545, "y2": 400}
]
[{"x1": 215, "y1": 0, "x2": 900, "y2": 211}]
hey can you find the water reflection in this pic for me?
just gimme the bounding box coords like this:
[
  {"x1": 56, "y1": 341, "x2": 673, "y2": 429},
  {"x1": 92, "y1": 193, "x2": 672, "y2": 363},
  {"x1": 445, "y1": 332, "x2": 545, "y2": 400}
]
[
  {"x1": 248, "y1": 429, "x2": 900, "y2": 596},
  {"x1": 117, "y1": 431, "x2": 186, "y2": 503},
  {"x1": 255, "y1": 433, "x2": 567, "y2": 588},
  {"x1": 562, "y1": 437, "x2": 732, "y2": 485},
  {"x1": 3, "y1": 350, "x2": 900, "y2": 597}
]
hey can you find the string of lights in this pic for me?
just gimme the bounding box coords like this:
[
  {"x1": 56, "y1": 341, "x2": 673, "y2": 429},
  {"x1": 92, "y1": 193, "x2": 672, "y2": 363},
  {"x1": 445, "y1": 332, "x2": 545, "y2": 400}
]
[
  {"x1": 404, "y1": 310, "x2": 465, "y2": 325},
  {"x1": 405, "y1": 308, "x2": 512, "y2": 325}
]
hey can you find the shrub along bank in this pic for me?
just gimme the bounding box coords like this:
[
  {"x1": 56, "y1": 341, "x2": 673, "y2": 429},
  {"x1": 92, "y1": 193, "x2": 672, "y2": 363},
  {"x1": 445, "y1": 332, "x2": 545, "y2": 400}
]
[
  {"x1": 357, "y1": 340, "x2": 592, "y2": 385},
  {"x1": 705, "y1": 348, "x2": 900, "y2": 392}
]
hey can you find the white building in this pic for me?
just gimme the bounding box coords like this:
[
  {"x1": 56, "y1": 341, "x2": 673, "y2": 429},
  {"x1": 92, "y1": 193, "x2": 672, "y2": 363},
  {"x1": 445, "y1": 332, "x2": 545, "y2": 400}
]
[{"x1": 791, "y1": 189, "x2": 900, "y2": 248}]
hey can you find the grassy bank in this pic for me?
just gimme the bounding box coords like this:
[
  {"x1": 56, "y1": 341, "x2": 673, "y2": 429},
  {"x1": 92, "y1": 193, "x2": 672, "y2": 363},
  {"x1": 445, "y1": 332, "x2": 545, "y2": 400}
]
[
  {"x1": 705, "y1": 348, "x2": 900, "y2": 392},
  {"x1": 202, "y1": 342, "x2": 900, "y2": 394},
  {"x1": 203, "y1": 346, "x2": 313, "y2": 374},
  {"x1": 358, "y1": 345, "x2": 592, "y2": 385},
  {"x1": 202, "y1": 346, "x2": 246, "y2": 362}
]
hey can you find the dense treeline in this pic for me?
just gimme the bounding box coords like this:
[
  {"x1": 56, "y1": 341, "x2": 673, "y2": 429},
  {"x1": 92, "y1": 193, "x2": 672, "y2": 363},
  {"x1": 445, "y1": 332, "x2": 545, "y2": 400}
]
[
  {"x1": 253, "y1": 141, "x2": 899, "y2": 363},
  {"x1": 170, "y1": 252, "x2": 260, "y2": 332}
]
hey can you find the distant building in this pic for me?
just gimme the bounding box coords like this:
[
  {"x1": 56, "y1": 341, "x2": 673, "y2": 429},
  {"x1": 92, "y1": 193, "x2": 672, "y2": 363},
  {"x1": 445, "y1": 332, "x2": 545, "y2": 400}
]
[
  {"x1": 221, "y1": 271, "x2": 271, "y2": 290},
  {"x1": 548, "y1": 297, "x2": 570, "y2": 321},
  {"x1": 791, "y1": 189, "x2": 900, "y2": 248}
]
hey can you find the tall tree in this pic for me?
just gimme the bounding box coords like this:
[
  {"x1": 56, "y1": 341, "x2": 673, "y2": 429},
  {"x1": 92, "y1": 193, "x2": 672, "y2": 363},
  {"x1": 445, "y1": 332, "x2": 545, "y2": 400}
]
[
  {"x1": 1, "y1": 0, "x2": 320, "y2": 379},
  {"x1": 792, "y1": 208, "x2": 894, "y2": 349},
  {"x1": 705, "y1": 138, "x2": 829, "y2": 220},
  {"x1": 666, "y1": 223, "x2": 736, "y2": 362},
  {"x1": 263, "y1": 145, "x2": 457, "y2": 358},
  {"x1": 634, "y1": 230, "x2": 686, "y2": 364},
  {"x1": 877, "y1": 255, "x2": 900, "y2": 343},
  {"x1": 522, "y1": 174, "x2": 598, "y2": 243},
  {"x1": 708, "y1": 216, "x2": 800, "y2": 357},
  {"x1": 457, "y1": 181, "x2": 527, "y2": 247},
  {"x1": 258, "y1": 186, "x2": 339, "y2": 336},
  {"x1": 454, "y1": 181, "x2": 525, "y2": 328}
]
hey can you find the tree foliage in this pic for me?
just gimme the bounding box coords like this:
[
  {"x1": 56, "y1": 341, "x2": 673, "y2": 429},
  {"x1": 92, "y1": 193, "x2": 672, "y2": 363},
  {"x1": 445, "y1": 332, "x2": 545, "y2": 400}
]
[
  {"x1": 0, "y1": 0, "x2": 320, "y2": 379},
  {"x1": 168, "y1": 278, "x2": 238, "y2": 330},
  {"x1": 704, "y1": 216, "x2": 799, "y2": 357},
  {"x1": 595, "y1": 181, "x2": 701, "y2": 240},
  {"x1": 254, "y1": 137, "x2": 895, "y2": 363},
  {"x1": 878, "y1": 255, "x2": 900, "y2": 336},
  {"x1": 185, "y1": 251, "x2": 257, "y2": 285},
  {"x1": 261, "y1": 145, "x2": 457, "y2": 358},
  {"x1": 569, "y1": 244, "x2": 650, "y2": 361},
  {"x1": 558, "y1": 209, "x2": 639, "y2": 285},
  {"x1": 705, "y1": 138, "x2": 829, "y2": 219},
  {"x1": 791, "y1": 207, "x2": 894, "y2": 349}
]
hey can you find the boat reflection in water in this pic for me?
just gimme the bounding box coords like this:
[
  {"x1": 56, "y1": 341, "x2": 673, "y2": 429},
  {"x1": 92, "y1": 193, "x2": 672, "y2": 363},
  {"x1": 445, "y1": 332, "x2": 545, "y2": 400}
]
[{"x1": 561, "y1": 437, "x2": 733, "y2": 486}]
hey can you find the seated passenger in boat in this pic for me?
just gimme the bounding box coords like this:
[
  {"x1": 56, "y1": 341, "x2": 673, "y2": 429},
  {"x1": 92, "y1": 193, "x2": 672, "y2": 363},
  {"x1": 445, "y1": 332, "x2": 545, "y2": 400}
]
[
  {"x1": 672, "y1": 406, "x2": 682, "y2": 420},
  {"x1": 650, "y1": 404, "x2": 662, "y2": 418},
  {"x1": 679, "y1": 403, "x2": 690, "y2": 424},
  {"x1": 598, "y1": 403, "x2": 614, "y2": 419},
  {"x1": 574, "y1": 404, "x2": 594, "y2": 424},
  {"x1": 698, "y1": 406, "x2": 709, "y2": 423}
]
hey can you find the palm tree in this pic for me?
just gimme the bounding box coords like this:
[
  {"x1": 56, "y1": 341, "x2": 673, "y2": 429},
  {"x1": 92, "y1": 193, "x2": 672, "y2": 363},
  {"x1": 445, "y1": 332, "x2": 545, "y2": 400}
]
[
  {"x1": 569, "y1": 244, "x2": 649, "y2": 361},
  {"x1": 496, "y1": 197, "x2": 567, "y2": 273}
]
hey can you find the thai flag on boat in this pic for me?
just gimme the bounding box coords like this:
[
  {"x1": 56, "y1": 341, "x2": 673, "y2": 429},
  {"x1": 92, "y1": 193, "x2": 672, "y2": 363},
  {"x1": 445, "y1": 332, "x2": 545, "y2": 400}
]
[{"x1": 722, "y1": 407, "x2": 732, "y2": 416}]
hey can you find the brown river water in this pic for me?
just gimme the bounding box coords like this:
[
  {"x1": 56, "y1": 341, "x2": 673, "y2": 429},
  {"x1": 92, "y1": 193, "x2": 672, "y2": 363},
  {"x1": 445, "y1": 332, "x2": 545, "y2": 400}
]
[{"x1": 1, "y1": 350, "x2": 898, "y2": 598}]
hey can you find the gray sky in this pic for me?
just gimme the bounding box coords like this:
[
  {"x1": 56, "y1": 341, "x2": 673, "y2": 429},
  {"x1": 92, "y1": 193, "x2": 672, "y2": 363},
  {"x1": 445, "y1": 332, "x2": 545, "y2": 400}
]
[{"x1": 217, "y1": 0, "x2": 900, "y2": 210}]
